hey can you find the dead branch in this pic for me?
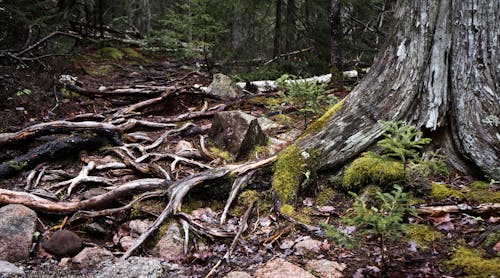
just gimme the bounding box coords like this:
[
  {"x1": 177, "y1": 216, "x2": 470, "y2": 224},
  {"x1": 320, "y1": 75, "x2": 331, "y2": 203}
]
[
  {"x1": 220, "y1": 170, "x2": 255, "y2": 224},
  {"x1": 415, "y1": 203, "x2": 500, "y2": 214},
  {"x1": 0, "y1": 178, "x2": 166, "y2": 214}
]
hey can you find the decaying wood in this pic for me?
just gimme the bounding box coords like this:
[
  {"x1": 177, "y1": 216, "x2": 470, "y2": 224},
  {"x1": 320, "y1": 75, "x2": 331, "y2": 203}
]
[
  {"x1": 0, "y1": 120, "x2": 122, "y2": 147},
  {"x1": 415, "y1": 203, "x2": 500, "y2": 214},
  {"x1": 0, "y1": 135, "x2": 106, "y2": 179},
  {"x1": 0, "y1": 178, "x2": 166, "y2": 214}
]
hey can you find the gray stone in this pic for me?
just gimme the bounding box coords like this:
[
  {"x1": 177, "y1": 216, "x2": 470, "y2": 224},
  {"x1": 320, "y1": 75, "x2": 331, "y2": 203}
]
[
  {"x1": 0, "y1": 260, "x2": 25, "y2": 276},
  {"x1": 205, "y1": 74, "x2": 243, "y2": 100},
  {"x1": 254, "y1": 258, "x2": 314, "y2": 278},
  {"x1": 305, "y1": 259, "x2": 346, "y2": 278},
  {"x1": 0, "y1": 204, "x2": 37, "y2": 262},
  {"x1": 42, "y1": 230, "x2": 83, "y2": 258},
  {"x1": 96, "y1": 256, "x2": 165, "y2": 278},
  {"x1": 150, "y1": 223, "x2": 184, "y2": 262},
  {"x1": 209, "y1": 111, "x2": 267, "y2": 159},
  {"x1": 128, "y1": 219, "x2": 153, "y2": 236},
  {"x1": 72, "y1": 247, "x2": 114, "y2": 269}
]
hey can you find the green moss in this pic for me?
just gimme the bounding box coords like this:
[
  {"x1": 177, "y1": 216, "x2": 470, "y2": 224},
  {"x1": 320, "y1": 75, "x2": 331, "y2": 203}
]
[
  {"x1": 316, "y1": 187, "x2": 336, "y2": 206},
  {"x1": 209, "y1": 147, "x2": 234, "y2": 162},
  {"x1": 238, "y1": 190, "x2": 259, "y2": 207},
  {"x1": 61, "y1": 87, "x2": 80, "y2": 98},
  {"x1": 271, "y1": 144, "x2": 306, "y2": 203},
  {"x1": 300, "y1": 98, "x2": 344, "y2": 139},
  {"x1": 279, "y1": 204, "x2": 309, "y2": 223},
  {"x1": 248, "y1": 145, "x2": 271, "y2": 160},
  {"x1": 341, "y1": 154, "x2": 404, "y2": 191},
  {"x1": 442, "y1": 246, "x2": 500, "y2": 277},
  {"x1": 484, "y1": 230, "x2": 500, "y2": 250},
  {"x1": 100, "y1": 47, "x2": 123, "y2": 60},
  {"x1": 271, "y1": 114, "x2": 293, "y2": 127},
  {"x1": 465, "y1": 188, "x2": 500, "y2": 203},
  {"x1": 403, "y1": 224, "x2": 442, "y2": 249},
  {"x1": 470, "y1": 181, "x2": 489, "y2": 189},
  {"x1": 122, "y1": 47, "x2": 145, "y2": 60},
  {"x1": 431, "y1": 183, "x2": 465, "y2": 201}
]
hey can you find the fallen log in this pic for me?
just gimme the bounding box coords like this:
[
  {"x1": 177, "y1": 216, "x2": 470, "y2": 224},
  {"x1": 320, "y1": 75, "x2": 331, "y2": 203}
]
[
  {"x1": 0, "y1": 120, "x2": 122, "y2": 147},
  {"x1": 0, "y1": 135, "x2": 105, "y2": 179}
]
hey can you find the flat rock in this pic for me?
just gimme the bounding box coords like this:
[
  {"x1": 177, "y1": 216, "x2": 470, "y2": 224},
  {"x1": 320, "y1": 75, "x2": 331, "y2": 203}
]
[
  {"x1": 96, "y1": 256, "x2": 165, "y2": 278},
  {"x1": 205, "y1": 74, "x2": 243, "y2": 100},
  {"x1": 128, "y1": 219, "x2": 153, "y2": 236},
  {"x1": 0, "y1": 260, "x2": 25, "y2": 276},
  {"x1": 150, "y1": 223, "x2": 184, "y2": 262},
  {"x1": 224, "y1": 271, "x2": 252, "y2": 278},
  {"x1": 0, "y1": 204, "x2": 37, "y2": 262},
  {"x1": 209, "y1": 110, "x2": 267, "y2": 159},
  {"x1": 293, "y1": 238, "x2": 326, "y2": 256},
  {"x1": 42, "y1": 230, "x2": 83, "y2": 258},
  {"x1": 254, "y1": 258, "x2": 314, "y2": 278},
  {"x1": 305, "y1": 259, "x2": 346, "y2": 278},
  {"x1": 72, "y1": 247, "x2": 114, "y2": 269}
]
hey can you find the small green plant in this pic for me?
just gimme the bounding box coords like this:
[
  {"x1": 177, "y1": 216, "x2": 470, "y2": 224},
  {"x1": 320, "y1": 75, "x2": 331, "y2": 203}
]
[
  {"x1": 325, "y1": 185, "x2": 414, "y2": 268},
  {"x1": 377, "y1": 121, "x2": 432, "y2": 165},
  {"x1": 8, "y1": 160, "x2": 28, "y2": 170},
  {"x1": 16, "y1": 88, "x2": 32, "y2": 97},
  {"x1": 410, "y1": 149, "x2": 449, "y2": 177},
  {"x1": 269, "y1": 74, "x2": 338, "y2": 126}
]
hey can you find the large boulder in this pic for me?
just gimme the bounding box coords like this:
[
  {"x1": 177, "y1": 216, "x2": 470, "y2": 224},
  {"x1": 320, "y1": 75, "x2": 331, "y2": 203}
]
[
  {"x1": 0, "y1": 204, "x2": 37, "y2": 262},
  {"x1": 42, "y1": 230, "x2": 83, "y2": 258},
  {"x1": 209, "y1": 111, "x2": 267, "y2": 160},
  {"x1": 205, "y1": 74, "x2": 244, "y2": 100}
]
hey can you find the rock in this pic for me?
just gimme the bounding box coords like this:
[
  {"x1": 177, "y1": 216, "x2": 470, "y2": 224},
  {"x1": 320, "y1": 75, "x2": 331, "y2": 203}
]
[
  {"x1": 224, "y1": 271, "x2": 252, "y2": 278},
  {"x1": 0, "y1": 204, "x2": 37, "y2": 262},
  {"x1": 254, "y1": 258, "x2": 314, "y2": 278},
  {"x1": 209, "y1": 111, "x2": 267, "y2": 159},
  {"x1": 96, "y1": 256, "x2": 165, "y2": 278},
  {"x1": 128, "y1": 219, "x2": 153, "y2": 236},
  {"x1": 72, "y1": 247, "x2": 114, "y2": 269},
  {"x1": 305, "y1": 259, "x2": 346, "y2": 278},
  {"x1": 175, "y1": 140, "x2": 200, "y2": 158},
  {"x1": 257, "y1": 117, "x2": 283, "y2": 132},
  {"x1": 119, "y1": 236, "x2": 135, "y2": 251},
  {"x1": 0, "y1": 260, "x2": 25, "y2": 276},
  {"x1": 205, "y1": 74, "x2": 244, "y2": 100},
  {"x1": 42, "y1": 230, "x2": 83, "y2": 258},
  {"x1": 150, "y1": 223, "x2": 184, "y2": 262},
  {"x1": 293, "y1": 238, "x2": 326, "y2": 256}
]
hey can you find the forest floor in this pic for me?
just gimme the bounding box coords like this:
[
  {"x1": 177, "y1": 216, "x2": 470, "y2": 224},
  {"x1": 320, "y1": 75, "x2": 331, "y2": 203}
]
[{"x1": 1, "y1": 47, "x2": 499, "y2": 277}]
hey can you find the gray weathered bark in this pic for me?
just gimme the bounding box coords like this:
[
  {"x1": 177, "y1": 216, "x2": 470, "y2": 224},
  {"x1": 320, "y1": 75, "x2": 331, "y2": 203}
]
[{"x1": 298, "y1": 0, "x2": 499, "y2": 179}]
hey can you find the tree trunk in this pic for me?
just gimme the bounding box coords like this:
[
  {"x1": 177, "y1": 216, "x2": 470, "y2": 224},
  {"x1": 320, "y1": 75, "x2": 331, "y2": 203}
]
[
  {"x1": 285, "y1": 0, "x2": 296, "y2": 52},
  {"x1": 274, "y1": 0, "x2": 283, "y2": 57},
  {"x1": 298, "y1": 0, "x2": 499, "y2": 179},
  {"x1": 329, "y1": 0, "x2": 342, "y2": 85}
]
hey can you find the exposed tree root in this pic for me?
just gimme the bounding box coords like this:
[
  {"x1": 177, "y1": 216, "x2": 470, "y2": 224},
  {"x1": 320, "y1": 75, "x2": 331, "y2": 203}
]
[
  {"x1": 0, "y1": 178, "x2": 166, "y2": 214},
  {"x1": 415, "y1": 203, "x2": 500, "y2": 214}
]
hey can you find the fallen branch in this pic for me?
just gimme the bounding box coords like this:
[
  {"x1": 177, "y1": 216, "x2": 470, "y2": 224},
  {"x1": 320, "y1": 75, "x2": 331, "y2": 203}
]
[{"x1": 415, "y1": 203, "x2": 500, "y2": 214}]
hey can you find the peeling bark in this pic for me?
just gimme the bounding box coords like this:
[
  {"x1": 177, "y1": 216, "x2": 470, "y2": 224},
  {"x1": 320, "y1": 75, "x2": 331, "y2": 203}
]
[{"x1": 298, "y1": 0, "x2": 499, "y2": 179}]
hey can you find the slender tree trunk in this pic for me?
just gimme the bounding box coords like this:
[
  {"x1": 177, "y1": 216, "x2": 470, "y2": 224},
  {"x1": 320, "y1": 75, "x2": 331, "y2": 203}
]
[
  {"x1": 274, "y1": 0, "x2": 283, "y2": 57},
  {"x1": 330, "y1": 0, "x2": 342, "y2": 85},
  {"x1": 285, "y1": 0, "x2": 296, "y2": 52},
  {"x1": 296, "y1": 0, "x2": 499, "y2": 179},
  {"x1": 144, "y1": 0, "x2": 151, "y2": 38}
]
